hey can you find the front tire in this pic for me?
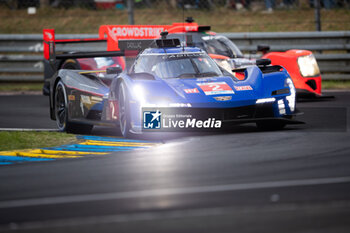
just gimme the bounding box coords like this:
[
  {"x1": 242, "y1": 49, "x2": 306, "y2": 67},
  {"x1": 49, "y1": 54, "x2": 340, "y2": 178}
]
[
  {"x1": 54, "y1": 81, "x2": 93, "y2": 134},
  {"x1": 118, "y1": 82, "x2": 132, "y2": 138}
]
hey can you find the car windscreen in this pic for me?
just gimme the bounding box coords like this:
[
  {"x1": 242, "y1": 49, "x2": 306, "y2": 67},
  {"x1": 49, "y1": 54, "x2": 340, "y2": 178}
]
[
  {"x1": 201, "y1": 35, "x2": 243, "y2": 58},
  {"x1": 132, "y1": 52, "x2": 223, "y2": 79}
]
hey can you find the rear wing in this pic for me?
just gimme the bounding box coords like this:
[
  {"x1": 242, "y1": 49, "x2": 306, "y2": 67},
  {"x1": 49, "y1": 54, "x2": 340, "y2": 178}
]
[
  {"x1": 43, "y1": 22, "x2": 211, "y2": 61},
  {"x1": 43, "y1": 29, "x2": 125, "y2": 62},
  {"x1": 98, "y1": 22, "x2": 213, "y2": 51}
]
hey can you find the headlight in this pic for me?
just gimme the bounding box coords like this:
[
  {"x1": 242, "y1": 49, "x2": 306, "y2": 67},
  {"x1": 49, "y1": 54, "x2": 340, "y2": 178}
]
[
  {"x1": 297, "y1": 54, "x2": 320, "y2": 77},
  {"x1": 256, "y1": 98, "x2": 276, "y2": 104},
  {"x1": 142, "y1": 103, "x2": 191, "y2": 108},
  {"x1": 215, "y1": 59, "x2": 233, "y2": 73},
  {"x1": 285, "y1": 78, "x2": 296, "y2": 112},
  {"x1": 169, "y1": 103, "x2": 192, "y2": 107}
]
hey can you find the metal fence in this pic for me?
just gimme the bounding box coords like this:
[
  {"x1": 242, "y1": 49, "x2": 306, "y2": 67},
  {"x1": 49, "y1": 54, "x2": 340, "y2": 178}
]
[{"x1": 0, "y1": 31, "x2": 349, "y2": 81}]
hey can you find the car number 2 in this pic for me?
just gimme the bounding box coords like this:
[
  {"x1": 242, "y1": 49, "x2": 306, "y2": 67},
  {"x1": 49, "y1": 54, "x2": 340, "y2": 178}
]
[
  {"x1": 197, "y1": 82, "x2": 235, "y2": 95},
  {"x1": 209, "y1": 84, "x2": 222, "y2": 91}
]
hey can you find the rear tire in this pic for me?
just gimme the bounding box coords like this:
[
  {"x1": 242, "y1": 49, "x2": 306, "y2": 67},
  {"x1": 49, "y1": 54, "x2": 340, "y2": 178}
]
[
  {"x1": 118, "y1": 82, "x2": 132, "y2": 138},
  {"x1": 256, "y1": 120, "x2": 286, "y2": 131},
  {"x1": 61, "y1": 59, "x2": 81, "y2": 70},
  {"x1": 55, "y1": 81, "x2": 93, "y2": 134}
]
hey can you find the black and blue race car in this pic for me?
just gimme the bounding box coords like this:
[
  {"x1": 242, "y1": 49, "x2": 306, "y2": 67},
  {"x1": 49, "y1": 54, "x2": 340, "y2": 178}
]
[{"x1": 48, "y1": 37, "x2": 301, "y2": 137}]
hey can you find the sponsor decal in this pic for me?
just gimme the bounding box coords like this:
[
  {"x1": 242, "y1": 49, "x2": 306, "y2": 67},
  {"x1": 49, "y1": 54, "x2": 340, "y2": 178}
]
[
  {"x1": 214, "y1": 96, "x2": 232, "y2": 101},
  {"x1": 184, "y1": 88, "x2": 199, "y2": 94},
  {"x1": 80, "y1": 95, "x2": 91, "y2": 104},
  {"x1": 142, "y1": 108, "x2": 222, "y2": 131},
  {"x1": 107, "y1": 26, "x2": 166, "y2": 42},
  {"x1": 91, "y1": 96, "x2": 103, "y2": 102},
  {"x1": 234, "y1": 85, "x2": 253, "y2": 91},
  {"x1": 68, "y1": 95, "x2": 75, "y2": 101},
  {"x1": 185, "y1": 26, "x2": 198, "y2": 31},
  {"x1": 119, "y1": 40, "x2": 154, "y2": 51},
  {"x1": 104, "y1": 24, "x2": 198, "y2": 43},
  {"x1": 100, "y1": 23, "x2": 199, "y2": 51},
  {"x1": 197, "y1": 82, "x2": 234, "y2": 95},
  {"x1": 125, "y1": 41, "x2": 142, "y2": 50},
  {"x1": 165, "y1": 53, "x2": 202, "y2": 59},
  {"x1": 163, "y1": 118, "x2": 221, "y2": 129},
  {"x1": 143, "y1": 110, "x2": 162, "y2": 129}
]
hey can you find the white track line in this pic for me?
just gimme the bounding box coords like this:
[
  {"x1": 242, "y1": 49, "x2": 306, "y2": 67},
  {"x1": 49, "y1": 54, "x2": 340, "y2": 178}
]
[
  {"x1": 0, "y1": 176, "x2": 349, "y2": 209},
  {"x1": 0, "y1": 128, "x2": 58, "y2": 132}
]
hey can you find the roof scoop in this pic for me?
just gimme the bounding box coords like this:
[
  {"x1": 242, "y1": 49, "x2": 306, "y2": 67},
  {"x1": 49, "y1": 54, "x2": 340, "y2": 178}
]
[{"x1": 160, "y1": 31, "x2": 169, "y2": 39}]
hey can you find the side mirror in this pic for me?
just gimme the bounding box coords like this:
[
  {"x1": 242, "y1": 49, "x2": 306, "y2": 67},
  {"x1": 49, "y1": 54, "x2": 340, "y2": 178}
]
[
  {"x1": 106, "y1": 66, "x2": 122, "y2": 75},
  {"x1": 257, "y1": 45, "x2": 270, "y2": 54},
  {"x1": 256, "y1": 59, "x2": 271, "y2": 66}
]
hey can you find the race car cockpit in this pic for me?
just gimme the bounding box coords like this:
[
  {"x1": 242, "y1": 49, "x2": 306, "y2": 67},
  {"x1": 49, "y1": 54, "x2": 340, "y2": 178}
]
[
  {"x1": 131, "y1": 49, "x2": 224, "y2": 79},
  {"x1": 166, "y1": 33, "x2": 243, "y2": 58}
]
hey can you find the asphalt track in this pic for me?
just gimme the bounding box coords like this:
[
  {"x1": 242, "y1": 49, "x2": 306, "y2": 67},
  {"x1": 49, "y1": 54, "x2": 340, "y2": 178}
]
[{"x1": 0, "y1": 91, "x2": 349, "y2": 232}]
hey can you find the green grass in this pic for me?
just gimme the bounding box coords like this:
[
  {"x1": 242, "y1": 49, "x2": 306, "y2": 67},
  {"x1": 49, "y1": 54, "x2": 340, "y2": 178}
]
[
  {"x1": 0, "y1": 4, "x2": 349, "y2": 33},
  {"x1": 322, "y1": 80, "x2": 350, "y2": 90},
  {"x1": 0, "y1": 131, "x2": 77, "y2": 151},
  {"x1": 0, "y1": 83, "x2": 43, "y2": 92}
]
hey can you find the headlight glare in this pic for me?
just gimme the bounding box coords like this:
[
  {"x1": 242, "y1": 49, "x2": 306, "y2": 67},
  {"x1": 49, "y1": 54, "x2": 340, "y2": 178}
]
[
  {"x1": 133, "y1": 85, "x2": 146, "y2": 104},
  {"x1": 285, "y1": 78, "x2": 296, "y2": 112},
  {"x1": 256, "y1": 98, "x2": 276, "y2": 104}
]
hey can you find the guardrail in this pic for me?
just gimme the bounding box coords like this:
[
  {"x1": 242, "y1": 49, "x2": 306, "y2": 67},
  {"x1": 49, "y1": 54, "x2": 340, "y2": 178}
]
[{"x1": 0, "y1": 31, "x2": 349, "y2": 81}]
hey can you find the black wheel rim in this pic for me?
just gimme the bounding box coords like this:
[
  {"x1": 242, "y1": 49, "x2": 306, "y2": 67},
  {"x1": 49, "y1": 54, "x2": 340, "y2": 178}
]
[
  {"x1": 119, "y1": 84, "x2": 127, "y2": 135},
  {"x1": 55, "y1": 84, "x2": 66, "y2": 130}
]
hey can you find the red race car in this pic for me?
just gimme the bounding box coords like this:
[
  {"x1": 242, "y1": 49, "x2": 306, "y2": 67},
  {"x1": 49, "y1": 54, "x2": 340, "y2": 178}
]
[
  {"x1": 43, "y1": 19, "x2": 322, "y2": 98},
  {"x1": 262, "y1": 49, "x2": 321, "y2": 97}
]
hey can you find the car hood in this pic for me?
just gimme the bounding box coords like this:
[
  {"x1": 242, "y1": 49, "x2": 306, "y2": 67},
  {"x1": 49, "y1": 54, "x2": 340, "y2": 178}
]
[
  {"x1": 137, "y1": 74, "x2": 263, "y2": 108},
  {"x1": 130, "y1": 66, "x2": 288, "y2": 108}
]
